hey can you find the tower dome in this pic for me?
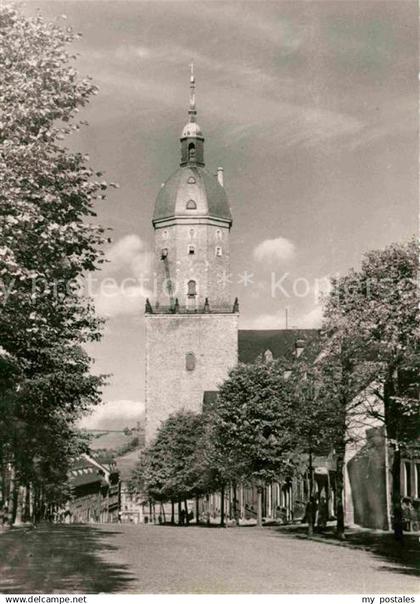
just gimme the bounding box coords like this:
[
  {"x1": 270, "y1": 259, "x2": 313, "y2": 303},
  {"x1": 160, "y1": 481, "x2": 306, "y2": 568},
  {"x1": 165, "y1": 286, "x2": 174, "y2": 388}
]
[
  {"x1": 153, "y1": 165, "x2": 232, "y2": 226},
  {"x1": 153, "y1": 64, "x2": 232, "y2": 227},
  {"x1": 181, "y1": 121, "x2": 203, "y2": 139}
]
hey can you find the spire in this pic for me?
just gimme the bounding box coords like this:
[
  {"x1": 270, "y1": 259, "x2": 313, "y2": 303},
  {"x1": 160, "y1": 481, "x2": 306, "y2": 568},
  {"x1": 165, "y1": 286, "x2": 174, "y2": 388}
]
[
  {"x1": 188, "y1": 61, "x2": 196, "y2": 122},
  {"x1": 180, "y1": 62, "x2": 204, "y2": 166}
]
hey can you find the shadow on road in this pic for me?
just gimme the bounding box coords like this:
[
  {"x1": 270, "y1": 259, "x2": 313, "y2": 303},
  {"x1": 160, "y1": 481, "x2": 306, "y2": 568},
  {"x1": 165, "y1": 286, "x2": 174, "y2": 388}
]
[
  {"x1": 272, "y1": 524, "x2": 420, "y2": 578},
  {"x1": 0, "y1": 523, "x2": 135, "y2": 594}
]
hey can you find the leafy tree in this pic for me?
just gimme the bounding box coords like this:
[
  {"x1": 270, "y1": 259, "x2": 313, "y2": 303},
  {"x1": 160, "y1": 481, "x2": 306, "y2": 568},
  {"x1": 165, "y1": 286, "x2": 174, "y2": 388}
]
[
  {"x1": 0, "y1": 5, "x2": 111, "y2": 521},
  {"x1": 210, "y1": 359, "x2": 296, "y2": 527},
  {"x1": 131, "y1": 411, "x2": 206, "y2": 524},
  {"x1": 323, "y1": 240, "x2": 419, "y2": 540}
]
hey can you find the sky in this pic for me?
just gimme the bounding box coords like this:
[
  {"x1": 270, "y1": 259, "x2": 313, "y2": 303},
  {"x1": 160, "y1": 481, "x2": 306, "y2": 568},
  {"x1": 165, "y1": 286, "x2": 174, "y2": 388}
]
[{"x1": 20, "y1": 0, "x2": 419, "y2": 430}]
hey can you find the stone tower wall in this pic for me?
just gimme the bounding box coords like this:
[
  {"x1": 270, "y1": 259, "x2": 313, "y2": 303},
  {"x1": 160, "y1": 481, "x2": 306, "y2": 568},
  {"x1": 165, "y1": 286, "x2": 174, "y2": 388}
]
[
  {"x1": 153, "y1": 222, "x2": 231, "y2": 309},
  {"x1": 145, "y1": 313, "x2": 238, "y2": 443}
]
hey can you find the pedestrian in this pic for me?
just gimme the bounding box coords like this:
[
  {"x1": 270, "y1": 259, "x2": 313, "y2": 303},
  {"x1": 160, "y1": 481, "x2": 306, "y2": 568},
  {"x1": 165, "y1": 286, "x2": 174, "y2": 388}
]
[{"x1": 317, "y1": 496, "x2": 328, "y2": 531}]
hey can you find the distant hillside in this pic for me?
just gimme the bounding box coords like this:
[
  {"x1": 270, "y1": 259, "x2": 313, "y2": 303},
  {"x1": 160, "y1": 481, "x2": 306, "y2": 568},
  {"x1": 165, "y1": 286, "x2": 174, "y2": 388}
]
[{"x1": 86, "y1": 422, "x2": 145, "y2": 452}]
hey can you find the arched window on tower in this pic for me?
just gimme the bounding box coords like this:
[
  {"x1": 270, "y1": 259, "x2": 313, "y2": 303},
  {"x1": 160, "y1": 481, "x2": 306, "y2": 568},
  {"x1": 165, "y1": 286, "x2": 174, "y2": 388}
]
[
  {"x1": 189, "y1": 228, "x2": 195, "y2": 239},
  {"x1": 215, "y1": 246, "x2": 222, "y2": 257},
  {"x1": 215, "y1": 229, "x2": 222, "y2": 241},
  {"x1": 188, "y1": 244, "x2": 195, "y2": 255},
  {"x1": 187, "y1": 280, "x2": 197, "y2": 297},
  {"x1": 186, "y1": 199, "x2": 197, "y2": 210},
  {"x1": 185, "y1": 352, "x2": 196, "y2": 371},
  {"x1": 188, "y1": 143, "x2": 196, "y2": 161}
]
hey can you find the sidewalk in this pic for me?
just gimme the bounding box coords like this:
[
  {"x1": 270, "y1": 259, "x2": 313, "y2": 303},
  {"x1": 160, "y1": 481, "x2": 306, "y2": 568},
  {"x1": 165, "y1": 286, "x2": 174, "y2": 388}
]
[{"x1": 271, "y1": 522, "x2": 420, "y2": 576}]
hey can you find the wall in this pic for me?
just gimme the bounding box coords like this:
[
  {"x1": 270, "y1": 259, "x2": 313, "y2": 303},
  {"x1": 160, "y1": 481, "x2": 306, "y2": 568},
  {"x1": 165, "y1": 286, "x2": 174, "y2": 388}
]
[
  {"x1": 153, "y1": 221, "x2": 231, "y2": 309},
  {"x1": 145, "y1": 313, "x2": 238, "y2": 443}
]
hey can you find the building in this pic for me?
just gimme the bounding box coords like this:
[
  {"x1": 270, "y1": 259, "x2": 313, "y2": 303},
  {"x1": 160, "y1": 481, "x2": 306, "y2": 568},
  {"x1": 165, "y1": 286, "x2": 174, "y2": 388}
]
[
  {"x1": 115, "y1": 448, "x2": 147, "y2": 524},
  {"x1": 66, "y1": 454, "x2": 119, "y2": 523},
  {"x1": 143, "y1": 68, "x2": 417, "y2": 531},
  {"x1": 145, "y1": 66, "x2": 238, "y2": 444}
]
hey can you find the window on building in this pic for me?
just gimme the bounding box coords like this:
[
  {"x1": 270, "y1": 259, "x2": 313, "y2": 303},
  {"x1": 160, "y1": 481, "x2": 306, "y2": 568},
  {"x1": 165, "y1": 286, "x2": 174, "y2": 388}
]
[
  {"x1": 215, "y1": 246, "x2": 222, "y2": 257},
  {"x1": 404, "y1": 461, "x2": 412, "y2": 497},
  {"x1": 187, "y1": 280, "x2": 197, "y2": 297},
  {"x1": 188, "y1": 245, "x2": 195, "y2": 255},
  {"x1": 162, "y1": 230, "x2": 169, "y2": 240},
  {"x1": 186, "y1": 199, "x2": 197, "y2": 210},
  {"x1": 185, "y1": 352, "x2": 196, "y2": 371},
  {"x1": 187, "y1": 176, "x2": 196, "y2": 184},
  {"x1": 188, "y1": 143, "x2": 196, "y2": 161},
  {"x1": 189, "y1": 228, "x2": 195, "y2": 239},
  {"x1": 161, "y1": 248, "x2": 168, "y2": 260},
  {"x1": 215, "y1": 229, "x2": 222, "y2": 241}
]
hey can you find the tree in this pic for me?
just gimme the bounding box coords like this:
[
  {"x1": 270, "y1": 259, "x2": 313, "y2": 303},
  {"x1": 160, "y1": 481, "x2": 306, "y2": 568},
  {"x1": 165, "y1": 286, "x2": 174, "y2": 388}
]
[
  {"x1": 323, "y1": 240, "x2": 419, "y2": 540},
  {"x1": 0, "y1": 4, "x2": 112, "y2": 521},
  {"x1": 131, "y1": 411, "x2": 206, "y2": 524},
  {"x1": 210, "y1": 358, "x2": 296, "y2": 527},
  {"x1": 281, "y1": 354, "x2": 335, "y2": 536}
]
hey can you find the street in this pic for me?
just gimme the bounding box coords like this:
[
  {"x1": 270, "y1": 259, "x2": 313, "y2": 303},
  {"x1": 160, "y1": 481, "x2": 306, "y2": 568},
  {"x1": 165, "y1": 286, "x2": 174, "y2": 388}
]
[{"x1": 0, "y1": 523, "x2": 418, "y2": 594}]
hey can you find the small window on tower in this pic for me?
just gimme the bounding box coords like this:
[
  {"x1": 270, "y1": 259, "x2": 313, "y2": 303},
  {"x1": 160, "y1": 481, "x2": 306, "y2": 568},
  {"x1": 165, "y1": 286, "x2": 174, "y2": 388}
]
[
  {"x1": 185, "y1": 352, "x2": 196, "y2": 371},
  {"x1": 215, "y1": 229, "x2": 222, "y2": 241},
  {"x1": 186, "y1": 199, "x2": 197, "y2": 210},
  {"x1": 189, "y1": 228, "x2": 195, "y2": 239},
  {"x1": 215, "y1": 246, "x2": 222, "y2": 257},
  {"x1": 161, "y1": 248, "x2": 168, "y2": 260},
  {"x1": 162, "y1": 230, "x2": 169, "y2": 240},
  {"x1": 187, "y1": 176, "x2": 196, "y2": 184},
  {"x1": 188, "y1": 245, "x2": 195, "y2": 255},
  {"x1": 187, "y1": 280, "x2": 197, "y2": 297},
  {"x1": 188, "y1": 143, "x2": 196, "y2": 161}
]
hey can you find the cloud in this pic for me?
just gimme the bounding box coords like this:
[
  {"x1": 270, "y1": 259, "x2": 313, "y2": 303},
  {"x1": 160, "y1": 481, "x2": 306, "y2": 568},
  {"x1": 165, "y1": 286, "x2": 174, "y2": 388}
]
[
  {"x1": 94, "y1": 281, "x2": 151, "y2": 319},
  {"x1": 253, "y1": 237, "x2": 296, "y2": 264},
  {"x1": 105, "y1": 234, "x2": 152, "y2": 277},
  {"x1": 81, "y1": 399, "x2": 145, "y2": 431},
  {"x1": 92, "y1": 235, "x2": 153, "y2": 318}
]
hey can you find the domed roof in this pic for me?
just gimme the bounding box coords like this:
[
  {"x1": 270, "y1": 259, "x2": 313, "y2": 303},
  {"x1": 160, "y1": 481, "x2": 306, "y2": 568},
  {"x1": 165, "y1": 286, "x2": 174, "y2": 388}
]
[
  {"x1": 153, "y1": 166, "x2": 232, "y2": 225},
  {"x1": 181, "y1": 121, "x2": 203, "y2": 139}
]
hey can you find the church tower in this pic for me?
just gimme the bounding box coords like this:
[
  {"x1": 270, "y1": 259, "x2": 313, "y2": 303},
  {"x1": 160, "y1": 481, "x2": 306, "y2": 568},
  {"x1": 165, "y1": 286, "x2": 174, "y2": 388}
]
[{"x1": 144, "y1": 66, "x2": 239, "y2": 444}]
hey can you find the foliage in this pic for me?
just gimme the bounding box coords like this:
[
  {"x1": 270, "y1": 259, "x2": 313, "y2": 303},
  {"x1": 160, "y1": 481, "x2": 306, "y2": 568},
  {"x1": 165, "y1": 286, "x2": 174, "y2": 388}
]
[
  {"x1": 323, "y1": 240, "x2": 419, "y2": 443},
  {"x1": 0, "y1": 4, "x2": 111, "y2": 520},
  {"x1": 131, "y1": 411, "x2": 206, "y2": 503},
  {"x1": 209, "y1": 359, "x2": 297, "y2": 486},
  {"x1": 323, "y1": 239, "x2": 419, "y2": 538}
]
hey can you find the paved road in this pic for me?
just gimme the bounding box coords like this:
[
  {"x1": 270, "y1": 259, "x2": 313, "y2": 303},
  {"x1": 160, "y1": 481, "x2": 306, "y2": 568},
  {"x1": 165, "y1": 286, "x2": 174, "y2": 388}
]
[{"x1": 0, "y1": 523, "x2": 418, "y2": 594}]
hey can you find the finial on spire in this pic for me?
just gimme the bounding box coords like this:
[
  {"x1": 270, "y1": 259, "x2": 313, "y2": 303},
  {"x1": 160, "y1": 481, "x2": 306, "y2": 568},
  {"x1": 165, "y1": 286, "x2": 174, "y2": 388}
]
[{"x1": 188, "y1": 61, "x2": 196, "y2": 122}]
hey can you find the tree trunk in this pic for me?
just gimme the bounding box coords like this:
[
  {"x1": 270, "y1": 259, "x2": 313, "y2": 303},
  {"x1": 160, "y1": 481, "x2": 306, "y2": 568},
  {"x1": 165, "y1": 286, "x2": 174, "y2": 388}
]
[
  {"x1": 184, "y1": 499, "x2": 189, "y2": 525},
  {"x1": 24, "y1": 485, "x2": 31, "y2": 523},
  {"x1": 335, "y1": 442, "x2": 346, "y2": 540},
  {"x1": 307, "y1": 450, "x2": 314, "y2": 536},
  {"x1": 206, "y1": 493, "x2": 211, "y2": 526},
  {"x1": 195, "y1": 496, "x2": 200, "y2": 525},
  {"x1": 384, "y1": 369, "x2": 404, "y2": 542},
  {"x1": 256, "y1": 486, "x2": 263, "y2": 527},
  {"x1": 232, "y1": 481, "x2": 239, "y2": 525},
  {"x1": 391, "y1": 445, "x2": 403, "y2": 542},
  {"x1": 7, "y1": 463, "x2": 16, "y2": 526},
  {"x1": 171, "y1": 500, "x2": 175, "y2": 525},
  {"x1": 14, "y1": 485, "x2": 26, "y2": 526},
  {"x1": 178, "y1": 499, "x2": 182, "y2": 525},
  {"x1": 220, "y1": 485, "x2": 225, "y2": 527}
]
